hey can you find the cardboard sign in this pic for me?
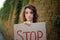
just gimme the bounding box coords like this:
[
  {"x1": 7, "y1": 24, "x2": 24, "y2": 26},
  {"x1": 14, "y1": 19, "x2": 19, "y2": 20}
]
[{"x1": 14, "y1": 22, "x2": 46, "y2": 40}]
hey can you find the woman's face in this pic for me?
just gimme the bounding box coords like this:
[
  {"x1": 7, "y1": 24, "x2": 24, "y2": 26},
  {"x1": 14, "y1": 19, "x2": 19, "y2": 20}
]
[{"x1": 25, "y1": 8, "x2": 33, "y2": 21}]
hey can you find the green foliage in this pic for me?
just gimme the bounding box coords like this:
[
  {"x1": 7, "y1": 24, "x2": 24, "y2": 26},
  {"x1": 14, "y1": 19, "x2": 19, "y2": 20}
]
[
  {"x1": 14, "y1": 0, "x2": 23, "y2": 24},
  {"x1": 53, "y1": 2, "x2": 60, "y2": 40},
  {"x1": 0, "y1": 0, "x2": 11, "y2": 20},
  {"x1": 22, "y1": 0, "x2": 29, "y2": 6}
]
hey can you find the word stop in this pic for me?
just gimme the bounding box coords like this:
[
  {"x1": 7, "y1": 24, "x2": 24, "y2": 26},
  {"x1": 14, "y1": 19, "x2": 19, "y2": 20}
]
[{"x1": 16, "y1": 30, "x2": 43, "y2": 40}]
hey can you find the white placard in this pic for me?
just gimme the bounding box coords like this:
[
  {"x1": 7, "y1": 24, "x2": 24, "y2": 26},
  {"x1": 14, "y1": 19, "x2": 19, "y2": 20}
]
[{"x1": 14, "y1": 22, "x2": 46, "y2": 40}]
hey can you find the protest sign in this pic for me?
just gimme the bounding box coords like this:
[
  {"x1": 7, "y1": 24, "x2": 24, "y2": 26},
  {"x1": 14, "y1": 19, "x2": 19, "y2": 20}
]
[{"x1": 14, "y1": 22, "x2": 46, "y2": 40}]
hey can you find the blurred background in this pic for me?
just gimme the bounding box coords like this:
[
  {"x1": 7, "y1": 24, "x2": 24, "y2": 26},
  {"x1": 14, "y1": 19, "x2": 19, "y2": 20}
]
[{"x1": 0, "y1": 0, "x2": 60, "y2": 40}]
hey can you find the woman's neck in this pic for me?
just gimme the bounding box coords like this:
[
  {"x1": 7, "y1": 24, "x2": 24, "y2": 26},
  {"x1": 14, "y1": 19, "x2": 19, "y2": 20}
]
[{"x1": 26, "y1": 20, "x2": 33, "y2": 23}]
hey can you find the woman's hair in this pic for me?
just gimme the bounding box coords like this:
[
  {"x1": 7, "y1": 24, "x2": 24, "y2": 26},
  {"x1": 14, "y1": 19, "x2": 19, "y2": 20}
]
[{"x1": 19, "y1": 4, "x2": 38, "y2": 23}]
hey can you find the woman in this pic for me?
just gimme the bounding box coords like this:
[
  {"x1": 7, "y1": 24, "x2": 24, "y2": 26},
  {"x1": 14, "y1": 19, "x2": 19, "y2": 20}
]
[{"x1": 20, "y1": 4, "x2": 38, "y2": 26}]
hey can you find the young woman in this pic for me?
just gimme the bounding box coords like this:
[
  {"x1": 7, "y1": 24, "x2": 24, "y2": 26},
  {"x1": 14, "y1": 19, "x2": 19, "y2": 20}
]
[{"x1": 20, "y1": 4, "x2": 38, "y2": 26}]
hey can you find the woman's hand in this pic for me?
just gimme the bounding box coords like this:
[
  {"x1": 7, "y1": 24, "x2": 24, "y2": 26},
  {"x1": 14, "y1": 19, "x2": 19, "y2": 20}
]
[{"x1": 24, "y1": 21, "x2": 31, "y2": 26}]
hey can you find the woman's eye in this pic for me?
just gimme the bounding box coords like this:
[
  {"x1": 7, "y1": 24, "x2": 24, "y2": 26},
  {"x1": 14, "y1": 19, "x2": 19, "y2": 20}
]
[
  {"x1": 25, "y1": 12, "x2": 28, "y2": 14},
  {"x1": 30, "y1": 12, "x2": 33, "y2": 14},
  {"x1": 25, "y1": 12, "x2": 33, "y2": 14}
]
